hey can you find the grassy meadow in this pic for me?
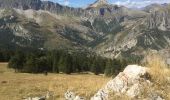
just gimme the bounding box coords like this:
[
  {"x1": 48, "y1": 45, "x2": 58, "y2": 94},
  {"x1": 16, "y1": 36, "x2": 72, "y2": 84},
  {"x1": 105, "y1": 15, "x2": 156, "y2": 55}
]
[{"x1": 0, "y1": 63, "x2": 110, "y2": 100}]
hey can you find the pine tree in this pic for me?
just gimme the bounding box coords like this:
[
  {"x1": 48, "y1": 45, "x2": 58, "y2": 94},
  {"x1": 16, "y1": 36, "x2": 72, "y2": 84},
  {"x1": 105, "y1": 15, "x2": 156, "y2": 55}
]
[
  {"x1": 46, "y1": 51, "x2": 53, "y2": 72},
  {"x1": 91, "y1": 57, "x2": 100, "y2": 75},
  {"x1": 8, "y1": 56, "x2": 19, "y2": 72},
  {"x1": 104, "y1": 59, "x2": 114, "y2": 77},
  {"x1": 53, "y1": 56, "x2": 59, "y2": 73},
  {"x1": 58, "y1": 54, "x2": 73, "y2": 74},
  {"x1": 36, "y1": 56, "x2": 48, "y2": 72},
  {"x1": 24, "y1": 54, "x2": 37, "y2": 73},
  {"x1": 0, "y1": 52, "x2": 4, "y2": 62},
  {"x1": 65, "y1": 54, "x2": 73, "y2": 74},
  {"x1": 120, "y1": 59, "x2": 127, "y2": 71},
  {"x1": 8, "y1": 50, "x2": 25, "y2": 72},
  {"x1": 58, "y1": 54, "x2": 66, "y2": 73}
]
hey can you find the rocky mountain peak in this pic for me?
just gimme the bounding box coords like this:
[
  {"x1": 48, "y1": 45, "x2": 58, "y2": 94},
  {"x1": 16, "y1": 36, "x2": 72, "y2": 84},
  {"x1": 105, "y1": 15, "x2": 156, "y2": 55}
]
[{"x1": 88, "y1": 0, "x2": 108, "y2": 8}]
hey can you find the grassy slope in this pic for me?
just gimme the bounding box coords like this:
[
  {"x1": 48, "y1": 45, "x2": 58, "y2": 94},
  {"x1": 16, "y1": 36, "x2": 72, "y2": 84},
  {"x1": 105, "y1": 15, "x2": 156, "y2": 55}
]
[{"x1": 0, "y1": 63, "x2": 110, "y2": 100}]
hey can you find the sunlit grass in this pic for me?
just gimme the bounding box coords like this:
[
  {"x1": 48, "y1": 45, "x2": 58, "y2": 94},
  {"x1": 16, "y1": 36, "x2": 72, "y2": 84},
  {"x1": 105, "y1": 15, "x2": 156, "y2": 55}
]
[
  {"x1": 145, "y1": 53, "x2": 170, "y2": 85},
  {"x1": 0, "y1": 63, "x2": 110, "y2": 100},
  {"x1": 144, "y1": 53, "x2": 170, "y2": 99}
]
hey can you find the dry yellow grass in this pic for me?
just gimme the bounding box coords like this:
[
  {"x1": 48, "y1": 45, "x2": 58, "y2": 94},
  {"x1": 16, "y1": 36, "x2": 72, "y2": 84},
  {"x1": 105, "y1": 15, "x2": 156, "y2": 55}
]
[
  {"x1": 144, "y1": 53, "x2": 170, "y2": 99},
  {"x1": 145, "y1": 53, "x2": 170, "y2": 85},
  {"x1": 0, "y1": 63, "x2": 110, "y2": 100}
]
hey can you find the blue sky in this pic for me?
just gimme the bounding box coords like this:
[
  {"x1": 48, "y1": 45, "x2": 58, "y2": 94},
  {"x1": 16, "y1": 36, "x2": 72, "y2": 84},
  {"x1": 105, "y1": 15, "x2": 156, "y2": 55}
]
[{"x1": 42, "y1": 0, "x2": 170, "y2": 8}]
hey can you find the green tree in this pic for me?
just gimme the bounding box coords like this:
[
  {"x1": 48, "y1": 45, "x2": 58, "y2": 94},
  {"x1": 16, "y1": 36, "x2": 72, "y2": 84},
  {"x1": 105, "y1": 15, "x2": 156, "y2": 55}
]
[
  {"x1": 52, "y1": 55, "x2": 59, "y2": 73},
  {"x1": 8, "y1": 51, "x2": 25, "y2": 72},
  {"x1": 0, "y1": 52, "x2": 4, "y2": 62},
  {"x1": 120, "y1": 59, "x2": 127, "y2": 71},
  {"x1": 65, "y1": 54, "x2": 73, "y2": 74},
  {"x1": 90, "y1": 57, "x2": 100, "y2": 75},
  {"x1": 24, "y1": 54, "x2": 36, "y2": 73},
  {"x1": 58, "y1": 54, "x2": 73, "y2": 74},
  {"x1": 104, "y1": 59, "x2": 114, "y2": 77},
  {"x1": 46, "y1": 51, "x2": 53, "y2": 72},
  {"x1": 36, "y1": 56, "x2": 48, "y2": 72}
]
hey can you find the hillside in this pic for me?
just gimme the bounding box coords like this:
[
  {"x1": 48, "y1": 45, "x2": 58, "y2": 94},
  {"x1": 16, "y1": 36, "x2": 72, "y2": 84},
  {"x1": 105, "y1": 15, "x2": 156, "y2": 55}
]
[
  {"x1": 0, "y1": 0, "x2": 170, "y2": 100},
  {"x1": 0, "y1": 0, "x2": 169, "y2": 60}
]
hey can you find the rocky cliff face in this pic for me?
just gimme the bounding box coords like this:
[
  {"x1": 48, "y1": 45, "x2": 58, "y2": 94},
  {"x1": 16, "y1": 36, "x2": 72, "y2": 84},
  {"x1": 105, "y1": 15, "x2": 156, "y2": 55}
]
[
  {"x1": 0, "y1": 0, "x2": 84, "y2": 16},
  {"x1": 146, "y1": 5, "x2": 170, "y2": 31},
  {"x1": 92, "y1": 4, "x2": 170, "y2": 59},
  {"x1": 0, "y1": 0, "x2": 169, "y2": 59},
  {"x1": 0, "y1": 0, "x2": 41, "y2": 10}
]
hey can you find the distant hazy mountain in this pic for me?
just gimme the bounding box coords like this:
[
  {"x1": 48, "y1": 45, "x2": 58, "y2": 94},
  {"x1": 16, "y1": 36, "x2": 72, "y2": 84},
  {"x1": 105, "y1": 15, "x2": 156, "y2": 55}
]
[{"x1": 0, "y1": 0, "x2": 169, "y2": 59}]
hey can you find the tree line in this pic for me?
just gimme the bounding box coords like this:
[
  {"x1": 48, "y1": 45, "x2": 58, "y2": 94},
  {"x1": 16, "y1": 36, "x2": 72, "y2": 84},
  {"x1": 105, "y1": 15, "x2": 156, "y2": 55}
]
[{"x1": 3, "y1": 49, "x2": 128, "y2": 76}]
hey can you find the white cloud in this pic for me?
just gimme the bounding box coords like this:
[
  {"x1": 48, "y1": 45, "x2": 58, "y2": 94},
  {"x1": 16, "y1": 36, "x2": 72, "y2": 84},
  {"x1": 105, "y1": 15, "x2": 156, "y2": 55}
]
[
  {"x1": 111, "y1": 0, "x2": 170, "y2": 8},
  {"x1": 54, "y1": 0, "x2": 70, "y2": 6},
  {"x1": 64, "y1": 0, "x2": 69, "y2": 6}
]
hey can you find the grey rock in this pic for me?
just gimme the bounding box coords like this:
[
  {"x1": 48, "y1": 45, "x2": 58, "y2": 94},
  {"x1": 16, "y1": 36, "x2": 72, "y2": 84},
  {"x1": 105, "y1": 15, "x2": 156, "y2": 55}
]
[
  {"x1": 91, "y1": 65, "x2": 149, "y2": 100},
  {"x1": 65, "y1": 90, "x2": 85, "y2": 100}
]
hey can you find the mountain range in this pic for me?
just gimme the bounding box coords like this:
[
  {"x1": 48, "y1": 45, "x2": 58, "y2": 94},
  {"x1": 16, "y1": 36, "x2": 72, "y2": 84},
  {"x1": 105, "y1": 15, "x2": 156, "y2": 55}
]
[{"x1": 0, "y1": 0, "x2": 169, "y2": 59}]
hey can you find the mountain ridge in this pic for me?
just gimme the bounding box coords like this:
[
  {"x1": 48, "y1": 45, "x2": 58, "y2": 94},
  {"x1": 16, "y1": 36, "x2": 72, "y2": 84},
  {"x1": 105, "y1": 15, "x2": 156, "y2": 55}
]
[{"x1": 0, "y1": 0, "x2": 169, "y2": 59}]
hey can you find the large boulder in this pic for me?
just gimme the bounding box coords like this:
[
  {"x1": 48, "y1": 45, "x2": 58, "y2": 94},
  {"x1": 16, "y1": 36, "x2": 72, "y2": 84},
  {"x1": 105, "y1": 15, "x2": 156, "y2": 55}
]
[{"x1": 91, "y1": 65, "x2": 150, "y2": 100}]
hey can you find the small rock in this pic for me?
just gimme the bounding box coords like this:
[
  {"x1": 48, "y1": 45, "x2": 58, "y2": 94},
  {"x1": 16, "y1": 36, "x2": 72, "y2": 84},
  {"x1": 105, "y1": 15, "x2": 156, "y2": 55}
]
[
  {"x1": 148, "y1": 92, "x2": 165, "y2": 100},
  {"x1": 91, "y1": 89, "x2": 108, "y2": 100},
  {"x1": 65, "y1": 91, "x2": 76, "y2": 100},
  {"x1": 24, "y1": 97, "x2": 44, "y2": 100},
  {"x1": 74, "y1": 96, "x2": 85, "y2": 100},
  {"x1": 157, "y1": 96, "x2": 164, "y2": 100},
  {"x1": 65, "y1": 90, "x2": 85, "y2": 100}
]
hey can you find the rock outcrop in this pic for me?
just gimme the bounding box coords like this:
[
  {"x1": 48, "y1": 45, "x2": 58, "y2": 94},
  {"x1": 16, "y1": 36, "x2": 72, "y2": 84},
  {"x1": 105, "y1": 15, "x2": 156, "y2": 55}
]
[
  {"x1": 91, "y1": 65, "x2": 150, "y2": 100},
  {"x1": 65, "y1": 65, "x2": 161, "y2": 100}
]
